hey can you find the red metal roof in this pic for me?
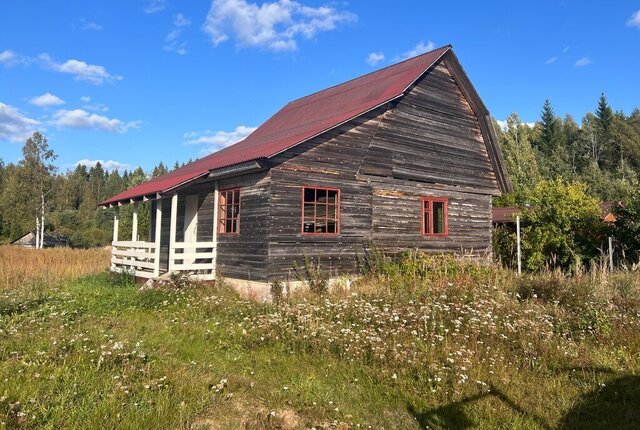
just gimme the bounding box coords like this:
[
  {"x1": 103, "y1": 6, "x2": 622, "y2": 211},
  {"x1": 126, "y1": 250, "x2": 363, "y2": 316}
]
[{"x1": 100, "y1": 45, "x2": 452, "y2": 206}]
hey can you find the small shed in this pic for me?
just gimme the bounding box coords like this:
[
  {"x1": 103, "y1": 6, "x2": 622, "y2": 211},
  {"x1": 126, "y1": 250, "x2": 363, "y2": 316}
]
[{"x1": 11, "y1": 231, "x2": 70, "y2": 248}]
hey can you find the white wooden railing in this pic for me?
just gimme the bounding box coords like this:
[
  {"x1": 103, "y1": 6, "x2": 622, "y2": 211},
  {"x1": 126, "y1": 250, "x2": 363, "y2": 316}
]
[
  {"x1": 169, "y1": 241, "x2": 216, "y2": 280},
  {"x1": 111, "y1": 241, "x2": 157, "y2": 278},
  {"x1": 111, "y1": 240, "x2": 216, "y2": 281}
]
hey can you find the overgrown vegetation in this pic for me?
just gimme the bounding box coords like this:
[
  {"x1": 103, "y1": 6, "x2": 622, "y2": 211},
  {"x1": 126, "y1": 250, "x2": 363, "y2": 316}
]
[
  {"x1": 1, "y1": 247, "x2": 639, "y2": 428},
  {"x1": 493, "y1": 95, "x2": 640, "y2": 271}
]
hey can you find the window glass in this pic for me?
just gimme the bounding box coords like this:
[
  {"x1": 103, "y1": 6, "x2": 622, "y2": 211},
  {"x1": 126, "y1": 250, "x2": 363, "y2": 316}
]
[
  {"x1": 422, "y1": 197, "x2": 447, "y2": 236},
  {"x1": 219, "y1": 189, "x2": 240, "y2": 234},
  {"x1": 302, "y1": 187, "x2": 340, "y2": 234}
]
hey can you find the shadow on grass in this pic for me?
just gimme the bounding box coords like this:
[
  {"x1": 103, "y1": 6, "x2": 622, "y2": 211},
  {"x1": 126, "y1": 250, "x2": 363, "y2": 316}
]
[
  {"x1": 407, "y1": 385, "x2": 553, "y2": 430},
  {"x1": 557, "y1": 374, "x2": 640, "y2": 430},
  {"x1": 408, "y1": 370, "x2": 640, "y2": 430}
]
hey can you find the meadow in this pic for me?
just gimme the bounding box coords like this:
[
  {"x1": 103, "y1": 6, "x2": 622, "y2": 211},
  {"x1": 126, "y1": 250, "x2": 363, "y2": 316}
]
[{"x1": 1, "y1": 246, "x2": 639, "y2": 429}]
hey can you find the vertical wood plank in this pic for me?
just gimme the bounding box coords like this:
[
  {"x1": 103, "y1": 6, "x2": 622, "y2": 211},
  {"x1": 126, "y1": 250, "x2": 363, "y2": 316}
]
[
  {"x1": 154, "y1": 200, "x2": 163, "y2": 277},
  {"x1": 131, "y1": 204, "x2": 138, "y2": 241},
  {"x1": 169, "y1": 194, "x2": 178, "y2": 272},
  {"x1": 112, "y1": 207, "x2": 119, "y2": 243},
  {"x1": 212, "y1": 181, "x2": 219, "y2": 280}
]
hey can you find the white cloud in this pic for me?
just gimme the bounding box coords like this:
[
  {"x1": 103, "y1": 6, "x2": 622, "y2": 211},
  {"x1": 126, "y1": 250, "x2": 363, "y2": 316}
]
[
  {"x1": 144, "y1": 0, "x2": 167, "y2": 14},
  {"x1": 39, "y1": 54, "x2": 122, "y2": 85},
  {"x1": 164, "y1": 13, "x2": 191, "y2": 55},
  {"x1": 366, "y1": 51, "x2": 384, "y2": 66},
  {"x1": 0, "y1": 102, "x2": 40, "y2": 143},
  {"x1": 0, "y1": 49, "x2": 31, "y2": 67},
  {"x1": 76, "y1": 19, "x2": 103, "y2": 31},
  {"x1": 395, "y1": 41, "x2": 436, "y2": 61},
  {"x1": 204, "y1": 0, "x2": 356, "y2": 51},
  {"x1": 76, "y1": 159, "x2": 130, "y2": 172},
  {"x1": 575, "y1": 57, "x2": 593, "y2": 67},
  {"x1": 83, "y1": 102, "x2": 109, "y2": 112},
  {"x1": 496, "y1": 119, "x2": 535, "y2": 131},
  {"x1": 1, "y1": 50, "x2": 122, "y2": 85},
  {"x1": 184, "y1": 125, "x2": 256, "y2": 152},
  {"x1": 545, "y1": 56, "x2": 557, "y2": 65},
  {"x1": 52, "y1": 109, "x2": 140, "y2": 133},
  {"x1": 29, "y1": 92, "x2": 65, "y2": 108},
  {"x1": 627, "y1": 10, "x2": 640, "y2": 28}
]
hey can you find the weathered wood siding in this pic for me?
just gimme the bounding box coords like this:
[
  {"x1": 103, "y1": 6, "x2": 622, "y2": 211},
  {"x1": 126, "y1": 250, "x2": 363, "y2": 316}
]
[
  {"x1": 360, "y1": 59, "x2": 499, "y2": 195},
  {"x1": 267, "y1": 111, "x2": 384, "y2": 280},
  {"x1": 216, "y1": 171, "x2": 271, "y2": 282},
  {"x1": 266, "y1": 57, "x2": 497, "y2": 280},
  {"x1": 367, "y1": 176, "x2": 492, "y2": 255}
]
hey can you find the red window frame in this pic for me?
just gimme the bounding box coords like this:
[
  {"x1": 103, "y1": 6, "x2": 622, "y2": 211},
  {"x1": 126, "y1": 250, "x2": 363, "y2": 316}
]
[
  {"x1": 218, "y1": 188, "x2": 241, "y2": 235},
  {"x1": 301, "y1": 186, "x2": 340, "y2": 235},
  {"x1": 422, "y1": 197, "x2": 448, "y2": 237}
]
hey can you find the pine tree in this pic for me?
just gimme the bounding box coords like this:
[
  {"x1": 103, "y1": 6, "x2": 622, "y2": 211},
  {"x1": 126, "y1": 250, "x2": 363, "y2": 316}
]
[
  {"x1": 152, "y1": 162, "x2": 168, "y2": 178},
  {"x1": 535, "y1": 100, "x2": 570, "y2": 178},
  {"x1": 595, "y1": 93, "x2": 614, "y2": 134}
]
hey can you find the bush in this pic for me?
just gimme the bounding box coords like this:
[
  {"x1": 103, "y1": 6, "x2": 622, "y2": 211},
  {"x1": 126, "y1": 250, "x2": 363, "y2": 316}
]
[{"x1": 508, "y1": 179, "x2": 604, "y2": 272}]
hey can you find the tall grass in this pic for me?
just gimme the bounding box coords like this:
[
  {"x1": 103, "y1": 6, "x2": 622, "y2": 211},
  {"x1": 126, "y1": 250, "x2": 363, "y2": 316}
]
[
  {"x1": 1, "y1": 248, "x2": 639, "y2": 428},
  {"x1": 0, "y1": 245, "x2": 110, "y2": 290}
]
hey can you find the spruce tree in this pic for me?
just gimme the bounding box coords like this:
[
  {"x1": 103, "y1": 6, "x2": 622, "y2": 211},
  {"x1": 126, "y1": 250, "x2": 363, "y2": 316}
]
[
  {"x1": 595, "y1": 93, "x2": 614, "y2": 134},
  {"x1": 535, "y1": 100, "x2": 570, "y2": 178}
]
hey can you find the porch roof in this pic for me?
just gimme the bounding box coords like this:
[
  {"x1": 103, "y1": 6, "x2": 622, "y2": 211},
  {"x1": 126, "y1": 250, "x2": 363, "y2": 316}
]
[{"x1": 99, "y1": 45, "x2": 452, "y2": 206}]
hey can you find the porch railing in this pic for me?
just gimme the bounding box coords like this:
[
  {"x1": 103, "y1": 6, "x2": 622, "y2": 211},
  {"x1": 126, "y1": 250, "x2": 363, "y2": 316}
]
[
  {"x1": 169, "y1": 241, "x2": 216, "y2": 280},
  {"x1": 111, "y1": 241, "x2": 157, "y2": 278}
]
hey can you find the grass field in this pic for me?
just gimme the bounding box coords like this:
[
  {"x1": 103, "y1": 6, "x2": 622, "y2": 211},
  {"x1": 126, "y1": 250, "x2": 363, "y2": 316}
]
[{"x1": 1, "y1": 246, "x2": 639, "y2": 429}]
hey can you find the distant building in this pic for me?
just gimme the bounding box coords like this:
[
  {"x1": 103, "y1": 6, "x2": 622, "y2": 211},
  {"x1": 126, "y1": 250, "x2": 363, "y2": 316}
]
[{"x1": 11, "y1": 231, "x2": 70, "y2": 248}]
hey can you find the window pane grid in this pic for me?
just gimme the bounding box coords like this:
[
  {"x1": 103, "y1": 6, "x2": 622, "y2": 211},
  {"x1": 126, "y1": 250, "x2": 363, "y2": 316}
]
[
  {"x1": 302, "y1": 187, "x2": 339, "y2": 235},
  {"x1": 218, "y1": 189, "x2": 240, "y2": 234}
]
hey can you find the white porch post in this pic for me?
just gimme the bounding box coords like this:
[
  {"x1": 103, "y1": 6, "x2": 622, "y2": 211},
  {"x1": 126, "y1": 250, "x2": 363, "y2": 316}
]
[
  {"x1": 154, "y1": 200, "x2": 163, "y2": 277},
  {"x1": 131, "y1": 203, "x2": 138, "y2": 241},
  {"x1": 169, "y1": 194, "x2": 178, "y2": 272},
  {"x1": 212, "y1": 181, "x2": 219, "y2": 280},
  {"x1": 112, "y1": 206, "x2": 120, "y2": 243}
]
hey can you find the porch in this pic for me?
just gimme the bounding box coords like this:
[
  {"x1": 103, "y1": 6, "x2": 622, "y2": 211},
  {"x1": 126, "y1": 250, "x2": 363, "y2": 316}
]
[{"x1": 109, "y1": 185, "x2": 219, "y2": 281}]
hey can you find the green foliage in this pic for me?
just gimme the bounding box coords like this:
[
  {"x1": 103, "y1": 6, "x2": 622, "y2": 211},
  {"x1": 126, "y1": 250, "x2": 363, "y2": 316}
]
[
  {"x1": 612, "y1": 193, "x2": 640, "y2": 264},
  {"x1": 494, "y1": 113, "x2": 540, "y2": 206},
  {"x1": 521, "y1": 179, "x2": 603, "y2": 271},
  {"x1": 0, "y1": 134, "x2": 174, "y2": 245},
  {"x1": 294, "y1": 256, "x2": 329, "y2": 295},
  {"x1": 270, "y1": 280, "x2": 284, "y2": 303}
]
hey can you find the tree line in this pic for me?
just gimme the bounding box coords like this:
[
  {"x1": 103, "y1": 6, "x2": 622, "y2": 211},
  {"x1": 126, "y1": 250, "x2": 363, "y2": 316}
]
[
  {"x1": 0, "y1": 133, "x2": 188, "y2": 247},
  {"x1": 493, "y1": 94, "x2": 640, "y2": 271}
]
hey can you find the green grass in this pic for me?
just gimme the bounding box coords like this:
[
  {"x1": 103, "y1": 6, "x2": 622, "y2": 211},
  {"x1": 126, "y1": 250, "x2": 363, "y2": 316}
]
[{"x1": 1, "y1": 261, "x2": 640, "y2": 429}]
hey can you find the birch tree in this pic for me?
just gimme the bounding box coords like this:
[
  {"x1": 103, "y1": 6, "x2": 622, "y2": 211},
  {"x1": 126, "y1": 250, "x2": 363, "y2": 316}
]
[{"x1": 20, "y1": 132, "x2": 57, "y2": 249}]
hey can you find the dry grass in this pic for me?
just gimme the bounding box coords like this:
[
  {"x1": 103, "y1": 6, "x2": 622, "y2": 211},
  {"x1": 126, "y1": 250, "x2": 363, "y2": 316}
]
[{"x1": 0, "y1": 245, "x2": 109, "y2": 289}]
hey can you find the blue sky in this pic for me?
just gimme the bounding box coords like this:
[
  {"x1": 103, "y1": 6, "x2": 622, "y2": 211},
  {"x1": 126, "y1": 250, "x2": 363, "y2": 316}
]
[{"x1": 1, "y1": 1, "x2": 639, "y2": 172}]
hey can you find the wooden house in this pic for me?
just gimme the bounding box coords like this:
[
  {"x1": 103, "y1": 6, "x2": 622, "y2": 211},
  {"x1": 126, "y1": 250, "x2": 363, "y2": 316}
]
[
  {"x1": 11, "y1": 231, "x2": 70, "y2": 248},
  {"x1": 99, "y1": 45, "x2": 511, "y2": 294}
]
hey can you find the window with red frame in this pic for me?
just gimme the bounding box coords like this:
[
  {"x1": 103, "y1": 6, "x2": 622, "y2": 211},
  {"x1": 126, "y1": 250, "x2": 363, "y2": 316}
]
[
  {"x1": 218, "y1": 189, "x2": 240, "y2": 234},
  {"x1": 422, "y1": 197, "x2": 448, "y2": 236},
  {"x1": 302, "y1": 187, "x2": 339, "y2": 234}
]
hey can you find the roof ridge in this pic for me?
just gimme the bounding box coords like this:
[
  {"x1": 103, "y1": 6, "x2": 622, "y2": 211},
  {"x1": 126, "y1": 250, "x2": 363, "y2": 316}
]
[{"x1": 284, "y1": 44, "x2": 452, "y2": 106}]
